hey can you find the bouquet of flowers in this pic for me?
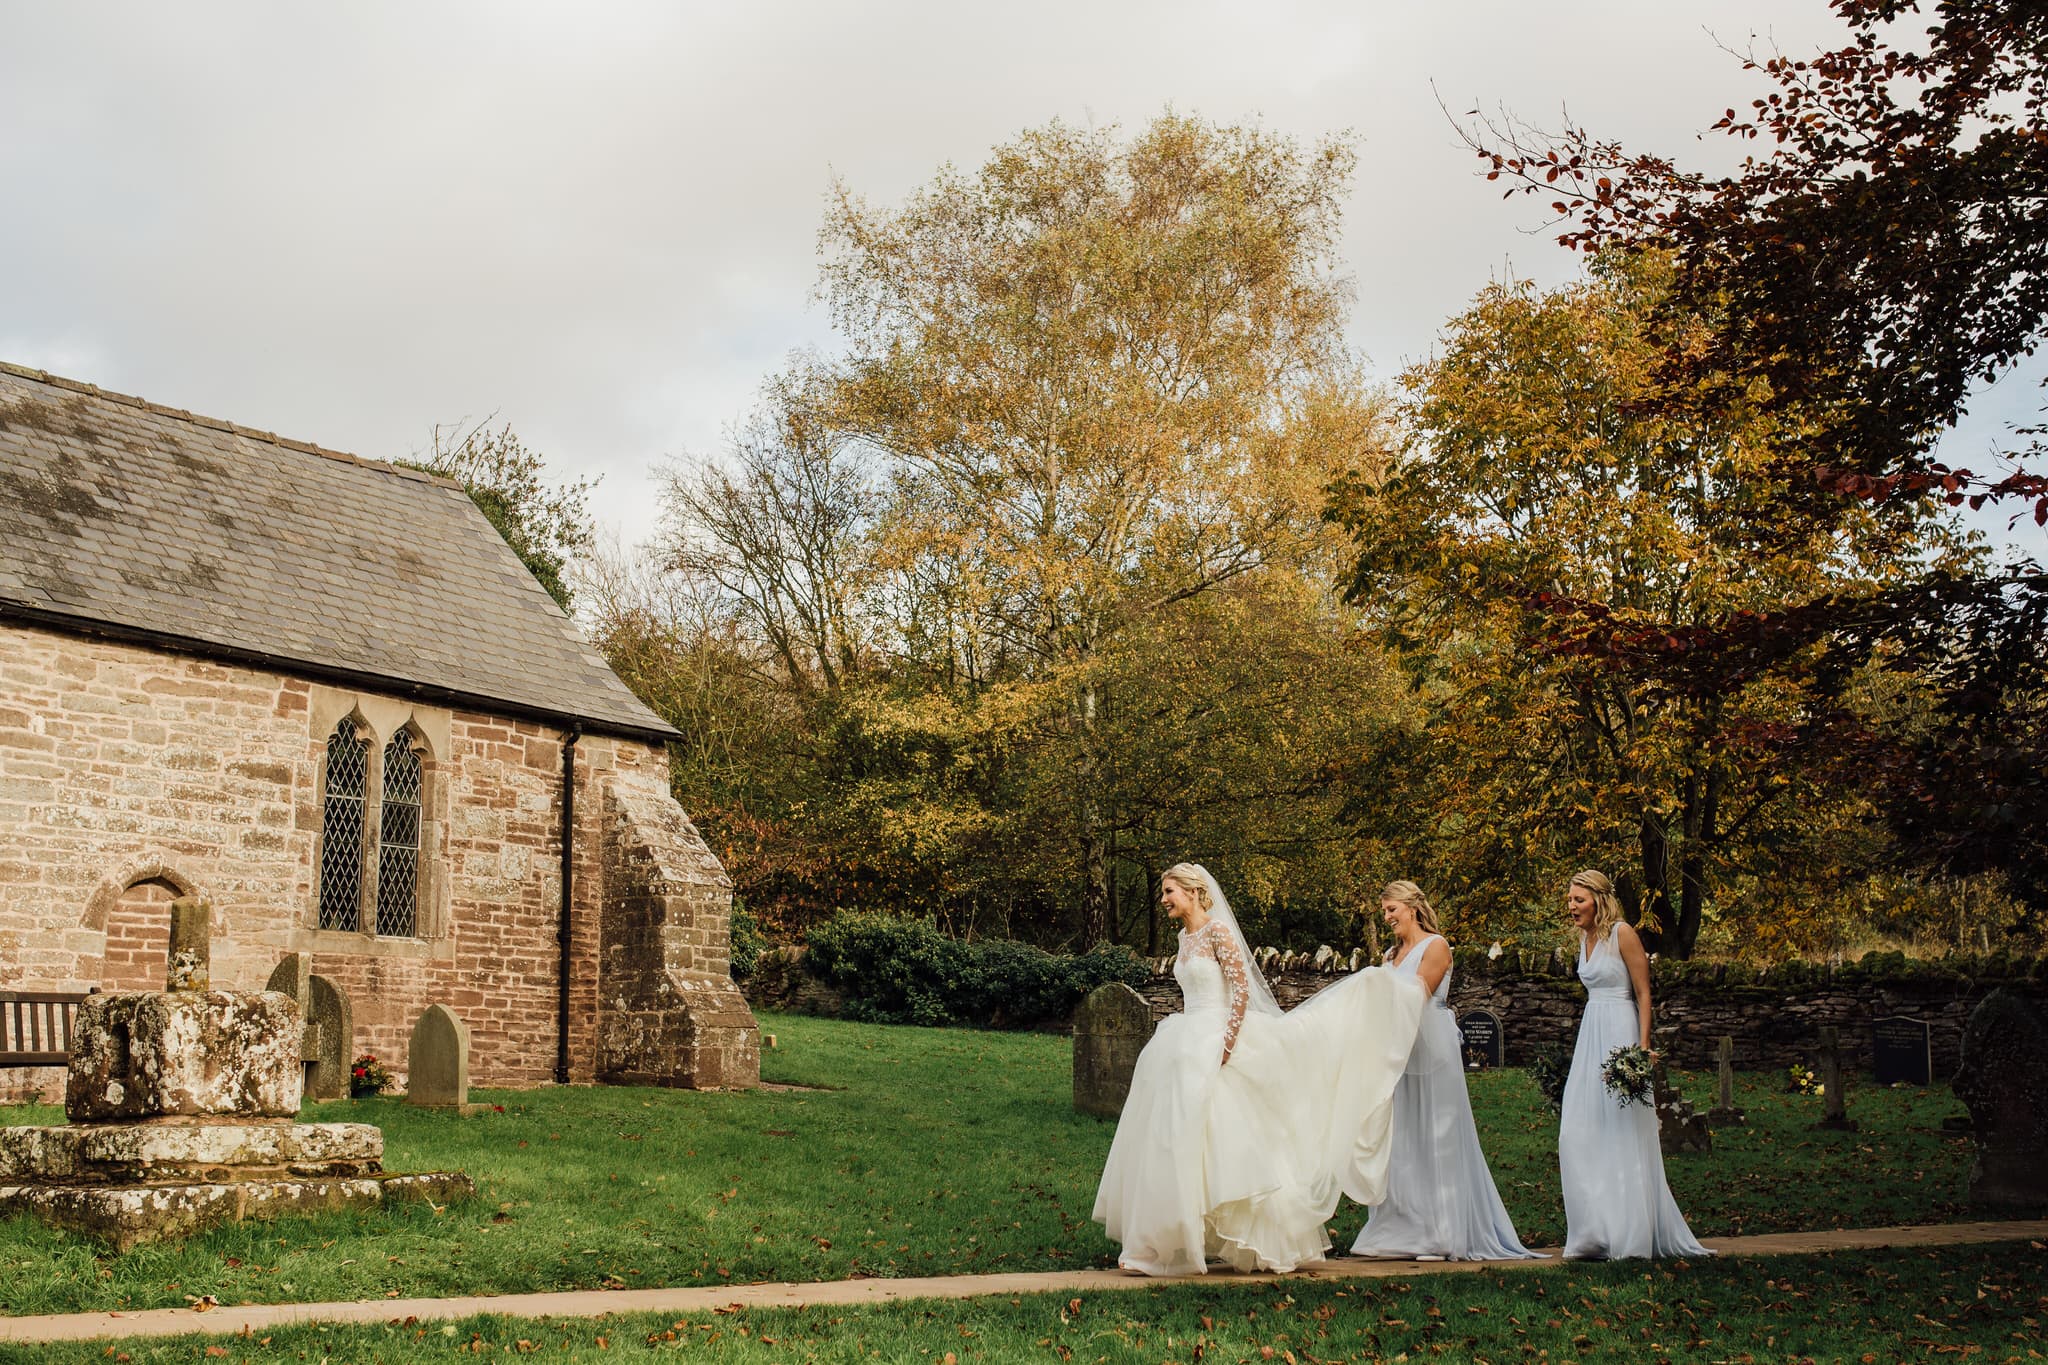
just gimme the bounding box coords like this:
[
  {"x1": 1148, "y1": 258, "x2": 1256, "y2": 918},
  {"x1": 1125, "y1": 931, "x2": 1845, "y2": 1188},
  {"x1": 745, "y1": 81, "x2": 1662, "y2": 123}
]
[
  {"x1": 350, "y1": 1053, "x2": 393, "y2": 1099},
  {"x1": 1601, "y1": 1044, "x2": 1656, "y2": 1108},
  {"x1": 1528, "y1": 1044, "x2": 1572, "y2": 1111}
]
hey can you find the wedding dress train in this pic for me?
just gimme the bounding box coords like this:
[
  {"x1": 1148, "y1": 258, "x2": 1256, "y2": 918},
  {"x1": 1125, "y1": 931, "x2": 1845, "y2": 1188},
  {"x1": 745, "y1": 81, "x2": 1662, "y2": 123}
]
[{"x1": 1093, "y1": 909, "x2": 1425, "y2": 1275}]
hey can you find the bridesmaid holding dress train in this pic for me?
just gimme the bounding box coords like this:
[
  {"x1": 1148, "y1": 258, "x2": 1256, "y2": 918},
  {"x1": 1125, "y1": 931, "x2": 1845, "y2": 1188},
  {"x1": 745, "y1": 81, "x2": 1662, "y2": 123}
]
[
  {"x1": 1351, "y1": 881, "x2": 1540, "y2": 1262},
  {"x1": 1556, "y1": 869, "x2": 1712, "y2": 1260}
]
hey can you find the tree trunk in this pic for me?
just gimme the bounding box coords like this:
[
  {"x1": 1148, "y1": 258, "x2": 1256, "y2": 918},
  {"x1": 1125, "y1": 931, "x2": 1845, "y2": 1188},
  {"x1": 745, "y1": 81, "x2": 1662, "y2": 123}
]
[
  {"x1": 1144, "y1": 860, "x2": 1160, "y2": 957},
  {"x1": 1077, "y1": 681, "x2": 1112, "y2": 945},
  {"x1": 1105, "y1": 834, "x2": 1120, "y2": 945},
  {"x1": 1633, "y1": 809, "x2": 1673, "y2": 956},
  {"x1": 1081, "y1": 829, "x2": 1110, "y2": 945},
  {"x1": 1670, "y1": 764, "x2": 1721, "y2": 961}
]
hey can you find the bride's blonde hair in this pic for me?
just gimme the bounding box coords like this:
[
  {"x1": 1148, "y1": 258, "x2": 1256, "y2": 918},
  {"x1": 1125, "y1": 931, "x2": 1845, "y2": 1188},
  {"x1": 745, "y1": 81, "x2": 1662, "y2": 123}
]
[
  {"x1": 1161, "y1": 864, "x2": 1214, "y2": 912},
  {"x1": 1379, "y1": 880, "x2": 1441, "y2": 935}
]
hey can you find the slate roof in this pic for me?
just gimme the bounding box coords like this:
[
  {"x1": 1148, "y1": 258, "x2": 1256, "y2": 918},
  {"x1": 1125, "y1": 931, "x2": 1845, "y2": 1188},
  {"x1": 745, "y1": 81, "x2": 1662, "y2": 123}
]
[{"x1": 0, "y1": 363, "x2": 679, "y2": 742}]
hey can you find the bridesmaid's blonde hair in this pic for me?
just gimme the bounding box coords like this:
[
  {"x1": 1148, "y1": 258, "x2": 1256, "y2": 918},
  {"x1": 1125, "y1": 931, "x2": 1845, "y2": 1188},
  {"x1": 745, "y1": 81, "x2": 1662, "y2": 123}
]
[
  {"x1": 1569, "y1": 869, "x2": 1625, "y2": 939},
  {"x1": 1379, "y1": 880, "x2": 1441, "y2": 936},
  {"x1": 1161, "y1": 864, "x2": 1214, "y2": 913}
]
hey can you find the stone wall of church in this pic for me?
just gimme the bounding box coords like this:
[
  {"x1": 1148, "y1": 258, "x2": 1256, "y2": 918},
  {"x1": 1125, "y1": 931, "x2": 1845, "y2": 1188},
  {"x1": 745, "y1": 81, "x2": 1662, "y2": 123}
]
[{"x1": 0, "y1": 621, "x2": 753, "y2": 1101}]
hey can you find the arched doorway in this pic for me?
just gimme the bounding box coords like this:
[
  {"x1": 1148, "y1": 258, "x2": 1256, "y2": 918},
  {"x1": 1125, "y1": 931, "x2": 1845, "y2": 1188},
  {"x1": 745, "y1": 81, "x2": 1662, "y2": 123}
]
[{"x1": 99, "y1": 877, "x2": 182, "y2": 992}]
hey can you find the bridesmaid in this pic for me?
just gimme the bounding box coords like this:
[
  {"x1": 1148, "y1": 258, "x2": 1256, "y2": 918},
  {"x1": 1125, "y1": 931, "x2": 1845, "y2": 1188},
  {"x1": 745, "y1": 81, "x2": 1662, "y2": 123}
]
[
  {"x1": 1351, "y1": 881, "x2": 1540, "y2": 1262},
  {"x1": 1556, "y1": 869, "x2": 1712, "y2": 1260}
]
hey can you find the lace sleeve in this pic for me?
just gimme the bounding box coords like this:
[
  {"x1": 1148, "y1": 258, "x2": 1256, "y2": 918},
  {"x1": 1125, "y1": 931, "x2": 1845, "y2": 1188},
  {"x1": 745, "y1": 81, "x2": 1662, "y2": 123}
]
[{"x1": 1209, "y1": 923, "x2": 1250, "y2": 1067}]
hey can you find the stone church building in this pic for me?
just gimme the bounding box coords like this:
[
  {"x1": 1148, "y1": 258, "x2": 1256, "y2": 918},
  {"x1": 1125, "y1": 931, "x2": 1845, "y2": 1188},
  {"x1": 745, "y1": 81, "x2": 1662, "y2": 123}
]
[{"x1": 0, "y1": 363, "x2": 757, "y2": 1100}]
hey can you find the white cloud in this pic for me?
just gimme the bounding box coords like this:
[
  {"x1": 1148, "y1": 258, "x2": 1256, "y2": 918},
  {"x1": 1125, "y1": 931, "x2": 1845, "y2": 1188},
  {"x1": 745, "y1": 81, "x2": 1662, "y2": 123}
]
[{"x1": 1, "y1": 0, "x2": 2036, "y2": 562}]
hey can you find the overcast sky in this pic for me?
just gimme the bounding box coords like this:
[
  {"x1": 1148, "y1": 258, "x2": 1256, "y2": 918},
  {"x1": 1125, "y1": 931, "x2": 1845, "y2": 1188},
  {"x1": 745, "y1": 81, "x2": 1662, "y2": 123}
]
[{"x1": 3, "y1": 1, "x2": 2039, "y2": 564}]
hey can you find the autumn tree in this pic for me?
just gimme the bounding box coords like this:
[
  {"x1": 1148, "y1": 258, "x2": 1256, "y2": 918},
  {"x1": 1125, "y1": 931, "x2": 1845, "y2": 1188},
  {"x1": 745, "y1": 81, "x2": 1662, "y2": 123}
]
[
  {"x1": 1330, "y1": 254, "x2": 1969, "y2": 956},
  {"x1": 1466, "y1": 0, "x2": 2048, "y2": 917},
  {"x1": 659, "y1": 361, "x2": 880, "y2": 696},
  {"x1": 821, "y1": 114, "x2": 1387, "y2": 942}
]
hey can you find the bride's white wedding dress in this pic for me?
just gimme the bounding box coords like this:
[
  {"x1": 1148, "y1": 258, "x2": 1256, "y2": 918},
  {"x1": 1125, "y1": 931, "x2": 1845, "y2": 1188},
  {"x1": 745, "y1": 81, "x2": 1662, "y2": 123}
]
[{"x1": 1092, "y1": 912, "x2": 1425, "y2": 1275}]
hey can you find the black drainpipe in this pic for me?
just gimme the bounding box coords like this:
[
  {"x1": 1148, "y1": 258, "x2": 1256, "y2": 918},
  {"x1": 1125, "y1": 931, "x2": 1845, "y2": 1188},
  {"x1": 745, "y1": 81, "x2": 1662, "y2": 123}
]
[{"x1": 554, "y1": 724, "x2": 582, "y2": 1085}]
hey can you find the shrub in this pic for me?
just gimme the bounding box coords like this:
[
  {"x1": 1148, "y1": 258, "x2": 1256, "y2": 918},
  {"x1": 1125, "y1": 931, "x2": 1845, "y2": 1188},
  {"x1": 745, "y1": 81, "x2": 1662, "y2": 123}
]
[
  {"x1": 803, "y1": 911, "x2": 1151, "y2": 1029},
  {"x1": 1527, "y1": 1043, "x2": 1572, "y2": 1110},
  {"x1": 728, "y1": 896, "x2": 765, "y2": 981}
]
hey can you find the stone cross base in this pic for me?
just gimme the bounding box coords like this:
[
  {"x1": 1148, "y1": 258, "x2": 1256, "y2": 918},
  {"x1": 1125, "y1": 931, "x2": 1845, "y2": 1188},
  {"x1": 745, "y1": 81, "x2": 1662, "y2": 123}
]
[
  {"x1": 0, "y1": 1120, "x2": 381, "y2": 1182},
  {"x1": 0, "y1": 1119, "x2": 472, "y2": 1250},
  {"x1": 0, "y1": 1170, "x2": 473, "y2": 1252}
]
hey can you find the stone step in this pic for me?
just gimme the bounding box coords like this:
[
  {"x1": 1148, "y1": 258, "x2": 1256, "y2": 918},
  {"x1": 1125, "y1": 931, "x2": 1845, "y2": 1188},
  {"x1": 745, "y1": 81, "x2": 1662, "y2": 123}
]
[
  {"x1": 0, "y1": 1121, "x2": 382, "y2": 1183},
  {"x1": 0, "y1": 1171, "x2": 474, "y2": 1251}
]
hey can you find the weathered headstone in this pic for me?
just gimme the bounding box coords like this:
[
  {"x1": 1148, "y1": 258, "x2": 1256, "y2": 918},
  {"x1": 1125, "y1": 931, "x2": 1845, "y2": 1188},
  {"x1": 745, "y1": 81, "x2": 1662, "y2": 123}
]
[
  {"x1": 1457, "y1": 1008, "x2": 1504, "y2": 1069},
  {"x1": 1872, "y1": 1014, "x2": 1933, "y2": 1086},
  {"x1": 264, "y1": 956, "x2": 352, "y2": 1101},
  {"x1": 1652, "y1": 1058, "x2": 1712, "y2": 1155},
  {"x1": 165, "y1": 899, "x2": 210, "y2": 992},
  {"x1": 1814, "y1": 1025, "x2": 1859, "y2": 1132},
  {"x1": 1072, "y1": 983, "x2": 1155, "y2": 1118},
  {"x1": 1952, "y1": 989, "x2": 2048, "y2": 1209},
  {"x1": 1706, "y1": 1034, "x2": 1745, "y2": 1126},
  {"x1": 405, "y1": 1005, "x2": 471, "y2": 1110},
  {"x1": 265, "y1": 952, "x2": 311, "y2": 1003}
]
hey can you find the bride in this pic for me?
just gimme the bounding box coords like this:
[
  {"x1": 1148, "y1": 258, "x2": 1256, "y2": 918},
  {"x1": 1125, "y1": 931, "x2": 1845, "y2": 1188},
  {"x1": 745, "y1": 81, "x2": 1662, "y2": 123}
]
[{"x1": 1092, "y1": 863, "x2": 1426, "y2": 1275}]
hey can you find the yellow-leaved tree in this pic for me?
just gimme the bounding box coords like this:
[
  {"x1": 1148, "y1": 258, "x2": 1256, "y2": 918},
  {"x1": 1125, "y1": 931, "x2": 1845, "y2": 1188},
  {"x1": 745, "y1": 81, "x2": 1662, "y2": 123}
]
[{"x1": 823, "y1": 114, "x2": 1389, "y2": 942}]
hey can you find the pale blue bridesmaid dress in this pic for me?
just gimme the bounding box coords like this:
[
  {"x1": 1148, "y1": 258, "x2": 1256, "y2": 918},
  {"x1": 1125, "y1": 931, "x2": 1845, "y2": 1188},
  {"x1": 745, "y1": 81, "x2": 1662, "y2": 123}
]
[
  {"x1": 1351, "y1": 934, "x2": 1541, "y2": 1260},
  {"x1": 1557, "y1": 922, "x2": 1712, "y2": 1259}
]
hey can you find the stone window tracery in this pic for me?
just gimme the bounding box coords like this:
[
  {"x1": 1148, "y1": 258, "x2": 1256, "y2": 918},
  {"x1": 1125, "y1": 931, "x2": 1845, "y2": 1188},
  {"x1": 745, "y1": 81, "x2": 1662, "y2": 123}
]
[
  {"x1": 376, "y1": 732, "x2": 423, "y2": 937},
  {"x1": 316, "y1": 714, "x2": 435, "y2": 940},
  {"x1": 317, "y1": 720, "x2": 368, "y2": 931}
]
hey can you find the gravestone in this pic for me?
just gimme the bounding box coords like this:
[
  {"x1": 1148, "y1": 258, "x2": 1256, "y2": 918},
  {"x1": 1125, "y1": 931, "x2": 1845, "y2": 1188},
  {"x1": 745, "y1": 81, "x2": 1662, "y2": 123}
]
[
  {"x1": 1814, "y1": 1025, "x2": 1859, "y2": 1132},
  {"x1": 1872, "y1": 1014, "x2": 1933, "y2": 1086},
  {"x1": 1457, "y1": 1008, "x2": 1503, "y2": 1069},
  {"x1": 405, "y1": 1005, "x2": 471, "y2": 1110},
  {"x1": 165, "y1": 899, "x2": 210, "y2": 992},
  {"x1": 1706, "y1": 1034, "x2": 1745, "y2": 1127},
  {"x1": 1072, "y1": 983, "x2": 1155, "y2": 1118},
  {"x1": 1952, "y1": 989, "x2": 2048, "y2": 1209},
  {"x1": 265, "y1": 956, "x2": 353, "y2": 1101},
  {"x1": 1652, "y1": 1058, "x2": 1711, "y2": 1155},
  {"x1": 266, "y1": 952, "x2": 310, "y2": 1004}
]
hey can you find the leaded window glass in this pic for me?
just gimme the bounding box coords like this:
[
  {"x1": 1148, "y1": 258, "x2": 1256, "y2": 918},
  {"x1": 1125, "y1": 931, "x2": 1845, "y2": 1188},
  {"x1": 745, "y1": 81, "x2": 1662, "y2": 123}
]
[
  {"x1": 318, "y1": 722, "x2": 368, "y2": 930},
  {"x1": 376, "y1": 734, "x2": 423, "y2": 936}
]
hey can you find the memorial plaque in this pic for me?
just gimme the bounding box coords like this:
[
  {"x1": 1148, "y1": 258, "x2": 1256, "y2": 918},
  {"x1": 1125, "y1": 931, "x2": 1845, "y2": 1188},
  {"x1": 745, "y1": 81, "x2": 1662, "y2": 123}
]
[
  {"x1": 1873, "y1": 1014, "x2": 1933, "y2": 1086},
  {"x1": 1458, "y1": 1008, "x2": 1503, "y2": 1069}
]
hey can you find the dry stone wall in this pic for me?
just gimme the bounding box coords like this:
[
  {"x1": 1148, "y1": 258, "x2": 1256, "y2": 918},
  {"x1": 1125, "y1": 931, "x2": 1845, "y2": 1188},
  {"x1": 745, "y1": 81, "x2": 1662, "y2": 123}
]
[{"x1": 1132, "y1": 947, "x2": 2048, "y2": 1077}]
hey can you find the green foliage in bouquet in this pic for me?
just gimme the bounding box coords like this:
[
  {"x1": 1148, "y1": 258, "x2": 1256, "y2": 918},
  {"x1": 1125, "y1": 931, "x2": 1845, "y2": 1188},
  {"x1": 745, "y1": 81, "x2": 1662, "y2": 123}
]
[{"x1": 1601, "y1": 1043, "x2": 1656, "y2": 1108}]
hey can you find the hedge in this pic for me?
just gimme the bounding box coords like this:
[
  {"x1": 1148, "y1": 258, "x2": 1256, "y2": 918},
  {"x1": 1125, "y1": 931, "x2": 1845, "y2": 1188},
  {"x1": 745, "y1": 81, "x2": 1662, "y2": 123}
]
[{"x1": 802, "y1": 911, "x2": 1152, "y2": 1029}]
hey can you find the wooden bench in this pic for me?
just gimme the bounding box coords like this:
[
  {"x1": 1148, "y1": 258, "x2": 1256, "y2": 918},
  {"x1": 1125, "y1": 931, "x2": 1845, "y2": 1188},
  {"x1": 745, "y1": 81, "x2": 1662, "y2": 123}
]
[{"x1": 0, "y1": 990, "x2": 92, "y2": 1067}]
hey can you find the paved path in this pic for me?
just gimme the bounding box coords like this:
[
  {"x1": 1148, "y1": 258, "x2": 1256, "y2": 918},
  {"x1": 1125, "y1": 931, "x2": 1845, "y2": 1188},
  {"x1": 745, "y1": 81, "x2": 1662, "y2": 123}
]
[{"x1": 3, "y1": 1219, "x2": 2043, "y2": 1346}]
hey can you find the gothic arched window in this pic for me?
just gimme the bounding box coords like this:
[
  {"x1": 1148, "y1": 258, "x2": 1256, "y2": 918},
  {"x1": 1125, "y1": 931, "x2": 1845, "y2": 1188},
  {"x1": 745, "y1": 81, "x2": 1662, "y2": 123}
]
[
  {"x1": 318, "y1": 720, "x2": 369, "y2": 930},
  {"x1": 376, "y1": 732, "x2": 424, "y2": 937}
]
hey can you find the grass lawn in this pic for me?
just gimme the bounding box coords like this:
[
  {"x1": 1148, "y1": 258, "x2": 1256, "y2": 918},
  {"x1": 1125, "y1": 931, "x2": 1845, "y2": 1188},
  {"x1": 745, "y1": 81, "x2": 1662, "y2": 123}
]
[
  {"x1": 0, "y1": 1010, "x2": 2006, "y2": 1318},
  {"x1": 7, "y1": 1241, "x2": 2044, "y2": 1364}
]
